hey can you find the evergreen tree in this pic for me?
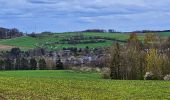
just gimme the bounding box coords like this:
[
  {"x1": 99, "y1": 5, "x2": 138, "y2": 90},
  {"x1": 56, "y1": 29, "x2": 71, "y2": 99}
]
[
  {"x1": 20, "y1": 58, "x2": 29, "y2": 70},
  {"x1": 0, "y1": 60, "x2": 5, "y2": 70},
  {"x1": 10, "y1": 48, "x2": 21, "y2": 58},
  {"x1": 30, "y1": 58, "x2": 37, "y2": 70},
  {"x1": 4, "y1": 58, "x2": 13, "y2": 70},
  {"x1": 56, "y1": 59, "x2": 64, "y2": 70}
]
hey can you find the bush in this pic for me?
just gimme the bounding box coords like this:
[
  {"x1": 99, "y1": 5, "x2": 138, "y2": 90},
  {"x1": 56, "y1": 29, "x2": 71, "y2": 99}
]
[
  {"x1": 80, "y1": 67, "x2": 92, "y2": 72},
  {"x1": 56, "y1": 59, "x2": 64, "y2": 70},
  {"x1": 92, "y1": 68, "x2": 101, "y2": 73},
  {"x1": 70, "y1": 67, "x2": 101, "y2": 73},
  {"x1": 70, "y1": 67, "x2": 92, "y2": 72},
  {"x1": 144, "y1": 72, "x2": 154, "y2": 80},
  {"x1": 101, "y1": 67, "x2": 111, "y2": 79},
  {"x1": 38, "y1": 59, "x2": 46, "y2": 70},
  {"x1": 164, "y1": 75, "x2": 170, "y2": 81},
  {"x1": 30, "y1": 58, "x2": 37, "y2": 70}
]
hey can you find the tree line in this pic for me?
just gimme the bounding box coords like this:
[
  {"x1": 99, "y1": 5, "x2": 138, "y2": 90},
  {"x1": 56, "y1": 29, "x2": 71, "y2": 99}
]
[
  {"x1": 109, "y1": 33, "x2": 170, "y2": 80},
  {"x1": 0, "y1": 27, "x2": 23, "y2": 39},
  {"x1": 0, "y1": 48, "x2": 64, "y2": 70},
  {"x1": 0, "y1": 57, "x2": 63, "y2": 70}
]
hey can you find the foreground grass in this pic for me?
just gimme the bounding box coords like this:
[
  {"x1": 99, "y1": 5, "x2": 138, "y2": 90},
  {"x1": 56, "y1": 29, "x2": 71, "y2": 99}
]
[{"x1": 0, "y1": 70, "x2": 169, "y2": 100}]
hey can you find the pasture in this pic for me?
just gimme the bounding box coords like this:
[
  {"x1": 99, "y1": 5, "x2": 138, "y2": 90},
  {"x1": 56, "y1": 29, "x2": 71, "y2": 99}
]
[
  {"x1": 158, "y1": 32, "x2": 170, "y2": 36},
  {"x1": 0, "y1": 70, "x2": 169, "y2": 100},
  {"x1": 0, "y1": 32, "x2": 169, "y2": 50},
  {"x1": 0, "y1": 32, "x2": 132, "y2": 50}
]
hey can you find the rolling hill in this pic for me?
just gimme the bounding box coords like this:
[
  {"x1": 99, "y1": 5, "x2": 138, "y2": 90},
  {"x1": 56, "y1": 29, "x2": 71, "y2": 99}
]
[
  {"x1": 0, "y1": 32, "x2": 168, "y2": 50},
  {"x1": 0, "y1": 32, "x2": 136, "y2": 50}
]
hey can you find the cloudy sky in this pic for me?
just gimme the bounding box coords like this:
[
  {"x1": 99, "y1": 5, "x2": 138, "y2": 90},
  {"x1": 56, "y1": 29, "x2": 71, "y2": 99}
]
[{"x1": 0, "y1": 0, "x2": 170, "y2": 33}]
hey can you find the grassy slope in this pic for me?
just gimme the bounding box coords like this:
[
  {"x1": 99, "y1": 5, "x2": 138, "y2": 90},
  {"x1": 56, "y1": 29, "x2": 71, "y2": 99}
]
[
  {"x1": 0, "y1": 70, "x2": 169, "y2": 99},
  {"x1": 0, "y1": 37, "x2": 37, "y2": 48},
  {"x1": 158, "y1": 32, "x2": 170, "y2": 36},
  {"x1": 0, "y1": 32, "x2": 168, "y2": 50},
  {"x1": 0, "y1": 33, "x2": 132, "y2": 50},
  {"x1": 0, "y1": 36, "x2": 59, "y2": 48}
]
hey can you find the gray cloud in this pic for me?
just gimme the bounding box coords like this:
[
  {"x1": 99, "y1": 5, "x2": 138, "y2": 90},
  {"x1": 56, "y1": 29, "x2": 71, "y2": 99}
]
[
  {"x1": 1, "y1": 0, "x2": 169, "y2": 18},
  {"x1": 0, "y1": 0, "x2": 170, "y2": 32},
  {"x1": 27, "y1": 0, "x2": 59, "y2": 4}
]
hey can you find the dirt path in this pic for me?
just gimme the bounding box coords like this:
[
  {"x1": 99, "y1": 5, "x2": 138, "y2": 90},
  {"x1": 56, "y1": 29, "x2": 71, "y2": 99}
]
[{"x1": 0, "y1": 45, "x2": 16, "y2": 50}]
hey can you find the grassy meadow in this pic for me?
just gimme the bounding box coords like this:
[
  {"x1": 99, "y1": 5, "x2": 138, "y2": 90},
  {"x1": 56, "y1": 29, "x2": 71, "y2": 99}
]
[
  {"x1": 0, "y1": 32, "x2": 169, "y2": 50},
  {"x1": 0, "y1": 70, "x2": 169, "y2": 99},
  {"x1": 0, "y1": 32, "x2": 132, "y2": 50},
  {"x1": 158, "y1": 32, "x2": 170, "y2": 36}
]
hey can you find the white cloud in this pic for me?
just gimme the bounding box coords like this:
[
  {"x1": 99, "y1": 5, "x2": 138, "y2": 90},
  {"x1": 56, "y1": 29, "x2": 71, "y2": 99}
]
[{"x1": 0, "y1": 0, "x2": 170, "y2": 32}]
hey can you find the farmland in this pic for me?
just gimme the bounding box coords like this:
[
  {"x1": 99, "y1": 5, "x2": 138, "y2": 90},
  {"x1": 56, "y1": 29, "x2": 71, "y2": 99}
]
[
  {"x1": 0, "y1": 32, "x2": 136, "y2": 50},
  {"x1": 0, "y1": 32, "x2": 169, "y2": 99},
  {"x1": 0, "y1": 70, "x2": 169, "y2": 99},
  {"x1": 0, "y1": 32, "x2": 169, "y2": 50},
  {"x1": 1, "y1": 0, "x2": 170, "y2": 99},
  {"x1": 158, "y1": 32, "x2": 170, "y2": 36}
]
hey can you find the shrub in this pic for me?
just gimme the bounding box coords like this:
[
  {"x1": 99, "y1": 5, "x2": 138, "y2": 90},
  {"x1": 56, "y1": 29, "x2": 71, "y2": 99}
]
[
  {"x1": 56, "y1": 59, "x2": 64, "y2": 70},
  {"x1": 71, "y1": 67, "x2": 101, "y2": 73},
  {"x1": 30, "y1": 58, "x2": 37, "y2": 70},
  {"x1": 144, "y1": 72, "x2": 154, "y2": 80},
  {"x1": 164, "y1": 75, "x2": 170, "y2": 81},
  {"x1": 80, "y1": 67, "x2": 92, "y2": 72},
  {"x1": 92, "y1": 68, "x2": 101, "y2": 72},
  {"x1": 101, "y1": 67, "x2": 111, "y2": 79}
]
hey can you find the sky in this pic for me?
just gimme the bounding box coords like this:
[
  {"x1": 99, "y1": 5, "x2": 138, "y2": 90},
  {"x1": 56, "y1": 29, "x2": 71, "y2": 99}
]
[{"x1": 0, "y1": 0, "x2": 170, "y2": 33}]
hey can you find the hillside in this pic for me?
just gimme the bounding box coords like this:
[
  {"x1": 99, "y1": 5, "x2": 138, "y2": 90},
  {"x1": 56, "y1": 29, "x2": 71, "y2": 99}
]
[
  {"x1": 0, "y1": 32, "x2": 137, "y2": 50},
  {"x1": 158, "y1": 32, "x2": 170, "y2": 36},
  {"x1": 0, "y1": 32, "x2": 169, "y2": 50}
]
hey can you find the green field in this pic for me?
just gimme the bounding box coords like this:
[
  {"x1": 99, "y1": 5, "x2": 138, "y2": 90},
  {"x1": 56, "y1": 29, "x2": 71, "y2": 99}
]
[
  {"x1": 0, "y1": 32, "x2": 169, "y2": 50},
  {"x1": 0, "y1": 36, "x2": 60, "y2": 49},
  {"x1": 0, "y1": 32, "x2": 132, "y2": 50},
  {"x1": 158, "y1": 32, "x2": 170, "y2": 36},
  {"x1": 0, "y1": 70, "x2": 169, "y2": 99}
]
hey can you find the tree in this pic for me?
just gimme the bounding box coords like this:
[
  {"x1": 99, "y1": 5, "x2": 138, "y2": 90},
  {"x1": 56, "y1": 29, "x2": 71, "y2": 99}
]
[
  {"x1": 10, "y1": 48, "x2": 21, "y2": 58},
  {"x1": 30, "y1": 58, "x2": 37, "y2": 70},
  {"x1": 146, "y1": 49, "x2": 162, "y2": 79},
  {"x1": 4, "y1": 58, "x2": 13, "y2": 70},
  {"x1": 20, "y1": 58, "x2": 29, "y2": 70},
  {"x1": 38, "y1": 58, "x2": 46, "y2": 70},
  {"x1": 110, "y1": 43, "x2": 121, "y2": 79},
  {"x1": 15, "y1": 58, "x2": 21, "y2": 70},
  {"x1": 56, "y1": 59, "x2": 64, "y2": 70},
  {"x1": 127, "y1": 33, "x2": 143, "y2": 50},
  {"x1": 108, "y1": 29, "x2": 115, "y2": 33},
  {"x1": 0, "y1": 27, "x2": 22, "y2": 39},
  {"x1": 129, "y1": 33, "x2": 138, "y2": 42},
  {"x1": 85, "y1": 46, "x2": 90, "y2": 54},
  {"x1": 144, "y1": 33, "x2": 157, "y2": 44},
  {"x1": 125, "y1": 49, "x2": 146, "y2": 80},
  {"x1": 161, "y1": 54, "x2": 170, "y2": 76},
  {"x1": 0, "y1": 60, "x2": 5, "y2": 70},
  {"x1": 144, "y1": 33, "x2": 158, "y2": 49}
]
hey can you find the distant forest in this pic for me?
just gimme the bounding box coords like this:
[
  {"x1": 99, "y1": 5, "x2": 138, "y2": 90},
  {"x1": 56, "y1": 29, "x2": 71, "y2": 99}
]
[
  {"x1": 1, "y1": 27, "x2": 170, "y2": 40},
  {"x1": 0, "y1": 27, "x2": 23, "y2": 39}
]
